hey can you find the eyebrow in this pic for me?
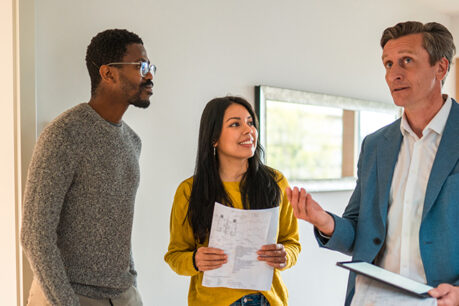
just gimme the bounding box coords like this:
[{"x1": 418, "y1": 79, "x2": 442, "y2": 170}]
[
  {"x1": 225, "y1": 116, "x2": 252, "y2": 122},
  {"x1": 382, "y1": 49, "x2": 416, "y2": 60}
]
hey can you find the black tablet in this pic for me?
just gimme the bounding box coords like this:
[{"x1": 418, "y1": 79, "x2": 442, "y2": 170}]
[{"x1": 337, "y1": 261, "x2": 433, "y2": 298}]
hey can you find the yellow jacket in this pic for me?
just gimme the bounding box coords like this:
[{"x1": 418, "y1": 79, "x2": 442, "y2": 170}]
[{"x1": 164, "y1": 171, "x2": 301, "y2": 306}]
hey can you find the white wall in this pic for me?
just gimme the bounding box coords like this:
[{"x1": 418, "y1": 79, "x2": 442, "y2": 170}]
[
  {"x1": 19, "y1": 0, "x2": 37, "y2": 302},
  {"x1": 451, "y1": 16, "x2": 459, "y2": 98},
  {"x1": 1, "y1": 0, "x2": 20, "y2": 305},
  {"x1": 32, "y1": 1, "x2": 454, "y2": 305}
]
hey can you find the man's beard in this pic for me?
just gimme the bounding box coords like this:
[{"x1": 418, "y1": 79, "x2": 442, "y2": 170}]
[
  {"x1": 121, "y1": 76, "x2": 153, "y2": 109},
  {"x1": 127, "y1": 83, "x2": 152, "y2": 108},
  {"x1": 129, "y1": 93, "x2": 150, "y2": 108}
]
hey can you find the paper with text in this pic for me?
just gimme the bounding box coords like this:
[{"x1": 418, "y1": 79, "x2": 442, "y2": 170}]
[
  {"x1": 202, "y1": 202, "x2": 279, "y2": 291},
  {"x1": 351, "y1": 275, "x2": 437, "y2": 306}
]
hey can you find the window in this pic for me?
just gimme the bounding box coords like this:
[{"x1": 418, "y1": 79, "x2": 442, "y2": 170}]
[{"x1": 255, "y1": 86, "x2": 400, "y2": 191}]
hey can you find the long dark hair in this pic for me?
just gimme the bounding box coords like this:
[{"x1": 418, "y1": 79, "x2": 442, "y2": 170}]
[{"x1": 187, "y1": 96, "x2": 281, "y2": 243}]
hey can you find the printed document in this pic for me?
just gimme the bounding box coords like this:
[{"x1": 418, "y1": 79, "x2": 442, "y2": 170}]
[
  {"x1": 351, "y1": 275, "x2": 437, "y2": 306},
  {"x1": 202, "y1": 202, "x2": 279, "y2": 291}
]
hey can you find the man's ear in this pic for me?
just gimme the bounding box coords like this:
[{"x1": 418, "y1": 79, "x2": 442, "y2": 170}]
[
  {"x1": 436, "y1": 57, "x2": 449, "y2": 82},
  {"x1": 99, "y1": 65, "x2": 117, "y2": 84}
]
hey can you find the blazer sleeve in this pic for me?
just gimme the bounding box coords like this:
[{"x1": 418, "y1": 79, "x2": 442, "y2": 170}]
[{"x1": 164, "y1": 180, "x2": 200, "y2": 276}]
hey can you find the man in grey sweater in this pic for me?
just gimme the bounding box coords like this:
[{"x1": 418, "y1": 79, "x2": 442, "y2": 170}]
[{"x1": 21, "y1": 29, "x2": 156, "y2": 306}]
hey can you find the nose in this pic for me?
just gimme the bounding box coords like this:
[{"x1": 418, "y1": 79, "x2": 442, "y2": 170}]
[
  {"x1": 243, "y1": 123, "x2": 253, "y2": 134},
  {"x1": 386, "y1": 64, "x2": 403, "y2": 83},
  {"x1": 143, "y1": 71, "x2": 153, "y2": 80}
]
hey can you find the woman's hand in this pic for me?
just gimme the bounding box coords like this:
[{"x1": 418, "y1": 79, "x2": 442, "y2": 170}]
[
  {"x1": 257, "y1": 244, "x2": 287, "y2": 269},
  {"x1": 194, "y1": 247, "x2": 227, "y2": 271}
]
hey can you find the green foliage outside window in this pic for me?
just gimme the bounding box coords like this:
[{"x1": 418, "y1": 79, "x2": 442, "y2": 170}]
[{"x1": 266, "y1": 101, "x2": 342, "y2": 180}]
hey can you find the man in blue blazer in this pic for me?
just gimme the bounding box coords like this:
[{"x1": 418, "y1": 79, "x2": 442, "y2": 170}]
[{"x1": 287, "y1": 21, "x2": 458, "y2": 306}]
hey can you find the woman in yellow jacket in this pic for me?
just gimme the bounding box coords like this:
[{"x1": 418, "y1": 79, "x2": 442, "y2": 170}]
[{"x1": 164, "y1": 96, "x2": 301, "y2": 306}]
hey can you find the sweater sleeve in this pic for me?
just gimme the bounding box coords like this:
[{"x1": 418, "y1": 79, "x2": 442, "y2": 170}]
[
  {"x1": 21, "y1": 125, "x2": 80, "y2": 306},
  {"x1": 276, "y1": 174, "x2": 301, "y2": 270},
  {"x1": 164, "y1": 179, "x2": 200, "y2": 276}
]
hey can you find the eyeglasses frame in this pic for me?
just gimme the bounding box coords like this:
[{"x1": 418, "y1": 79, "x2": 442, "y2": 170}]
[{"x1": 106, "y1": 61, "x2": 156, "y2": 78}]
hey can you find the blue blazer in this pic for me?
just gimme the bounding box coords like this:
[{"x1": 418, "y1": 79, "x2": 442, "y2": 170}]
[{"x1": 317, "y1": 100, "x2": 459, "y2": 305}]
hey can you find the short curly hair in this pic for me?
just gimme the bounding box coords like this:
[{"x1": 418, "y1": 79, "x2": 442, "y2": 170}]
[
  {"x1": 86, "y1": 29, "x2": 143, "y2": 95},
  {"x1": 381, "y1": 21, "x2": 455, "y2": 85}
]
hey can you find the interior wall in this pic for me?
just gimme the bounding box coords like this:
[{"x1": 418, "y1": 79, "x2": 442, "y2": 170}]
[
  {"x1": 31, "y1": 1, "x2": 454, "y2": 305},
  {"x1": 451, "y1": 16, "x2": 459, "y2": 97},
  {"x1": 19, "y1": 0, "x2": 37, "y2": 302},
  {"x1": 1, "y1": 0, "x2": 20, "y2": 305}
]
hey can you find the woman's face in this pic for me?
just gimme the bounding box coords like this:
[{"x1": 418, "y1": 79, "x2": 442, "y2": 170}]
[{"x1": 215, "y1": 103, "x2": 258, "y2": 162}]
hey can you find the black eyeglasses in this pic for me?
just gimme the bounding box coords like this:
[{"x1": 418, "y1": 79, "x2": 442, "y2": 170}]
[{"x1": 106, "y1": 61, "x2": 157, "y2": 78}]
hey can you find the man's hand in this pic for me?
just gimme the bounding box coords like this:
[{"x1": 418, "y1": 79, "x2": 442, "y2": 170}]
[
  {"x1": 257, "y1": 244, "x2": 287, "y2": 269},
  {"x1": 429, "y1": 284, "x2": 459, "y2": 306},
  {"x1": 194, "y1": 247, "x2": 227, "y2": 271},
  {"x1": 286, "y1": 186, "x2": 335, "y2": 236}
]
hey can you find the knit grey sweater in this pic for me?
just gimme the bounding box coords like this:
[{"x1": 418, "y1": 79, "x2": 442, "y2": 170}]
[{"x1": 21, "y1": 103, "x2": 141, "y2": 305}]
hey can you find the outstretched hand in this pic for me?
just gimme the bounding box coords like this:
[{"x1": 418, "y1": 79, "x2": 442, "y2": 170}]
[{"x1": 286, "y1": 186, "x2": 335, "y2": 236}]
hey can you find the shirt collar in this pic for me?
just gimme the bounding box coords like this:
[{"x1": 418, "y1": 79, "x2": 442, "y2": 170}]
[{"x1": 400, "y1": 95, "x2": 452, "y2": 138}]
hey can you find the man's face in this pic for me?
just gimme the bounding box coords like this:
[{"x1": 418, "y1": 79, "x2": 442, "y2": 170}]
[
  {"x1": 382, "y1": 34, "x2": 444, "y2": 111},
  {"x1": 117, "y1": 43, "x2": 154, "y2": 108}
]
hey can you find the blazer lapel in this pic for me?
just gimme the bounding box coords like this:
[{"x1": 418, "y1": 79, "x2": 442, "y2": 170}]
[
  {"x1": 422, "y1": 100, "x2": 459, "y2": 220},
  {"x1": 377, "y1": 119, "x2": 403, "y2": 227}
]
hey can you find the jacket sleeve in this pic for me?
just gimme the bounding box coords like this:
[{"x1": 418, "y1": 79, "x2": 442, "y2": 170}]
[
  {"x1": 21, "y1": 125, "x2": 80, "y2": 306},
  {"x1": 277, "y1": 175, "x2": 301, "y2": 270},
  {"x1": 164, "y1": 180, "x2": 200, "y2": 276}
]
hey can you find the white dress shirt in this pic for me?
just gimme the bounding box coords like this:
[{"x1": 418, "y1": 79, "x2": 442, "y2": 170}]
[{"x1": 351, "y1": 97, "x2": 452, "y2": 305}]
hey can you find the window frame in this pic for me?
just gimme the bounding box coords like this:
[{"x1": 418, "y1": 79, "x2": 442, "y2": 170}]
[{"x1": 255, "y1": 85, "x2": 400, "y2": 192}]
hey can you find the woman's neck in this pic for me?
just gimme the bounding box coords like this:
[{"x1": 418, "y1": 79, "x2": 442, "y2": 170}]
[{"x1": 218, "y1": 157, "x2": 248, "y2": 182}]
